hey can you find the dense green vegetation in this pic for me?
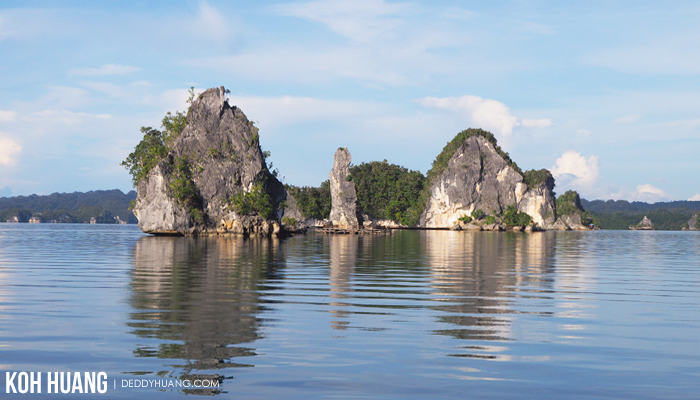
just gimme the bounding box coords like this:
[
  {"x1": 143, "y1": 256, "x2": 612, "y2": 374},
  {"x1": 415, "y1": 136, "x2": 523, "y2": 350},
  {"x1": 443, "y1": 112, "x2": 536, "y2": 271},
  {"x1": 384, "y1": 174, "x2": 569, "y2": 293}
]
[
  {"x1": 556, "y1": 190, "x2": 583, "y2": 216},
  {"x1": 522, "y1": 168, "x2": 553, "y2": 188},
  {"x1": 120, "y1": 127, "x2": 169, "y2": 186},
  {"x1": 285, "y1": 181, "x2": 332, "y2": 220},
  {"x1": 281, "y1": 217, "x2": 298, "y2": 226},
  {"x1": 121, "y1": 89, "x2": 192, "y2": 186},
  {"x1": 169, "y1": 157, "x2": 205, "y2": 224},
  {"x1": 503, "y1": 205, "x2": 531, "y2": 227},
  {"x1": 556, "y1": 190, "x2": 594, "y2": 225},
  {"x1": 458, "y1": 215, "x2": 472, "y2": 223},
  {"x1": 589, "y1": 209, "x2": 694, "y2": 230},
  {"x1": 227, "y1": 183, "x2": 276, "y2": 220},
  {"x1": 350, "y1": 161, "x2": 425, "y2": 226},
  {"x1": 0, "y1": 190, "x2": 137, "y2": 223},
  {"x1": 581, "y1": 199, "x2": 700, "y2": 213}
]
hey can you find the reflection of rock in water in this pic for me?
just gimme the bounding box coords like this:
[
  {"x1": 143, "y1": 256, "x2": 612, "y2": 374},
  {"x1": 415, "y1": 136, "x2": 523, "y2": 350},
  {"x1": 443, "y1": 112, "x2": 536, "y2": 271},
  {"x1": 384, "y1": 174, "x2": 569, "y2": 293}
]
[
  {"x1": 426, "y1": 232, "x2": 555, "y2": 347},
  {"x1": 130, "y1": 236, "x2": 283, "y2": 389},
  {"x1": 328, "y1": 235, "x2": 358, "y2": 330}
]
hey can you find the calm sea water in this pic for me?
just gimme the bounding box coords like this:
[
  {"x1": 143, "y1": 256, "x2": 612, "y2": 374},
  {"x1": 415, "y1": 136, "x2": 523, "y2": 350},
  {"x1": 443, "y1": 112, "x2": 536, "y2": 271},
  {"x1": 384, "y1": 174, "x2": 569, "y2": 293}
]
[{"x1": 1, "y1": 224, "x2": 699, "y2": 399}]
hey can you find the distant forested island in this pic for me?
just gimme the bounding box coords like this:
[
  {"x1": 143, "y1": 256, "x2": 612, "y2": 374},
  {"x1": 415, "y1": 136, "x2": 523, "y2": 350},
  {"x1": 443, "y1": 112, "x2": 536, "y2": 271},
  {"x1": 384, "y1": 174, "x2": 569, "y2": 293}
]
[
  {"x1": 0, "y1": 190, "x2": 136, "y2": 224},
  {"x1": 581, "y1": 199, "x2": 700, "y2": 230}
]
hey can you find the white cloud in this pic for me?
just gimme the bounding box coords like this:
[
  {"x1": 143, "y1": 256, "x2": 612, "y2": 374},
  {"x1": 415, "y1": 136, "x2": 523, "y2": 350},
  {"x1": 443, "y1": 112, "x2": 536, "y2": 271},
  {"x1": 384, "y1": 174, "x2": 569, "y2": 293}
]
[
  {"x1": 69, "y1": 64, "x2": 140, "y2": 76},
  {"x1": 551, "y1": 150, "x2": 600, "y2": 190},
  {"x1": 419, "y1": 95, "x2": 551, "y2": 136},
  {"x1": 420, "y1": 96, "x2": 516, "y2": 135},
  {"x1": 192, "y1": 0, "x2": 230, "y2": 41},
  {"x1": 576, "y1": 129, "x2": 590, "y2": 137},
  {"x1": 273, "y1": 0, "x2": 408, "y2": 43},
  {"x1": 633, "y1": 184, "x2": 669, "y2": 202},
  {"x1": 0, "y1": 136, "x2": 22, "y2": 166},
  {"x1": 688, "y1": 194, "x2": 700, "y2": 201},
  {"x1": 0, "y1": 110, "x2": 17, "y2": 122}
]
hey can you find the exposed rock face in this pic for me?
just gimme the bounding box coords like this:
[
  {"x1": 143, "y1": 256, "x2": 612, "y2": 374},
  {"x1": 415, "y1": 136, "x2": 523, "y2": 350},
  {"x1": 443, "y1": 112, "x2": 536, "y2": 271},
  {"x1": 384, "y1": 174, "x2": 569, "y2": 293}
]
[
  {"x1": 280, "y1": 192, "x2": 305, "y2": 223},
  {"x1": 518, "y1": 176, "x2": 556, "y2": 228},
  {"x1": 630, "y1": 216, "x2": 654, "y2": 230},
  {"x1": 561, "y1": 213, "x2": 590, "y2": 230},
  {"x1": 329, "y1": 148, "x2": 359, "y2": 229},
  {"x1": 548, "y1": 218, "x2": 570, "y2": 231},
  {"x1": 133, "y1": 86, "x2": 286, "y2": 236},
  {"x1": 420, "y1": 135, "x2": 555, "y2": 228}
]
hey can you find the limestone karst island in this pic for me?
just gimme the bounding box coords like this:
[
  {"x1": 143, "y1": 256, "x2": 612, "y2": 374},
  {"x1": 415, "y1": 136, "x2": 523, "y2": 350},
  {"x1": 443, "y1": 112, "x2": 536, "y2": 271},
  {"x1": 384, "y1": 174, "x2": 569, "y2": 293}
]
[{"x1": 120, "y1": 86, "x2": 604, "y2": 236}]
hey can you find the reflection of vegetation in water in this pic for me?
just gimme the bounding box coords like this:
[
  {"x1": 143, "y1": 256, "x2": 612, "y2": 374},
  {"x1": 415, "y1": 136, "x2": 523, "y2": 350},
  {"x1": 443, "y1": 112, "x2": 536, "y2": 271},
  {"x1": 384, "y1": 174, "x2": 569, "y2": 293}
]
[
  {"x1": 426, "y1": 232, "x2": 556, "y2": 349},
  {"x1": 128, "y1": 236, "x2": 284, "y2": 390}
]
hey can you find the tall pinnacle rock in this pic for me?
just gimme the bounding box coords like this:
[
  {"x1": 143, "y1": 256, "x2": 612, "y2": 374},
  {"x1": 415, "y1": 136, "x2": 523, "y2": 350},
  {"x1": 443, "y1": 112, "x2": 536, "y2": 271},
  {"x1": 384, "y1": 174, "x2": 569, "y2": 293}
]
[
  {"x1": 132, "y1": 86, "x2": 286, "y2": 236},
  {"x1": 329, "y1": 147, "x2": 358, "y2": 229}
]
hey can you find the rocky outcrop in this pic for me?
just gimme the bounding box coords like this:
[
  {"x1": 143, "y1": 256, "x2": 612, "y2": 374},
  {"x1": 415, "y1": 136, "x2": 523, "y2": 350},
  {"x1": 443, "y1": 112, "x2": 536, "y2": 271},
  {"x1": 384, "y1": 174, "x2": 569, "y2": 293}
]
[
  {"x1": 280, "y1": 192, "x2": 305, "y2": 223},
  {"x1": 328, "y1": 148, "x2": 359, "y2": 229},
  {"x1": 630, "y1": 216, "x2": 654, "y2": 230},
  {"x1": 561, "y1": 213, "x2": 590, "y2": 230},
  {"x1": 548, "y1": 218, "x2": 570, "y2": 231},
  {"x1": 552, "y1": 190, "x2": 593, "y2": 231},
  {"x1": 420, "y1": 132, "x2": 555, "y2": 229},
  {"x1": 133, "y1": 86, "x2": 286, "y2": 236},
  {"x1": 517, "y1": 175, "x2": 556, "y2": 228}
]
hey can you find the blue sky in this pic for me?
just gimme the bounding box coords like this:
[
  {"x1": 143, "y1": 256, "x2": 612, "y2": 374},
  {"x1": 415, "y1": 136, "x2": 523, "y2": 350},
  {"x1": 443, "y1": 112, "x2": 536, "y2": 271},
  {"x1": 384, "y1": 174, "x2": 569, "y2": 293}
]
[{"x1": 1, "y1": 0, "x2": 699, "y2": 202}]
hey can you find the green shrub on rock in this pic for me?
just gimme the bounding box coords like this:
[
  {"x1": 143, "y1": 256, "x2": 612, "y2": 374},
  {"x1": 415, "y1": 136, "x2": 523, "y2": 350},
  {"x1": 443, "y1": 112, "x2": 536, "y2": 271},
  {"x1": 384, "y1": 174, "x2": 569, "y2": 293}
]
[
  {"x1": 228, "y1": 183, "x2": 275, "y2": 220},
  {"x1": 503, "y1": 205, "x2": 531, "y2": 227}
]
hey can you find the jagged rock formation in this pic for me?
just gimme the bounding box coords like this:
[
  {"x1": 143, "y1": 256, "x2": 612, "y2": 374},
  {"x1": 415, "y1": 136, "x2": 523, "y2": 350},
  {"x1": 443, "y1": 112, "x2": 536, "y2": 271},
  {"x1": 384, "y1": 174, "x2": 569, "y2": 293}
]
[
  {"x1": 684, "y1": 213, "x2": 699, "y2": 231},
  {"x1": 328, "y1": 148, "x2": 359, "y2": 229},
  {"x1": 133, "y1": 86, "x2": 286, "y2": 236},
  {"x1": 420, "y1": 132, "x2": 555, "y2": 228},
  {"x1": 630, "y1": 216, "x2": 654, "y2": 230}
]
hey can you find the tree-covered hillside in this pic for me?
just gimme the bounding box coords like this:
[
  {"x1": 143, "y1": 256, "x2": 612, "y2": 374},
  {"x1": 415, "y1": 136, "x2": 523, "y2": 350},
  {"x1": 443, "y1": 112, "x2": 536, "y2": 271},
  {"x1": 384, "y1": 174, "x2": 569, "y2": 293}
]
[
  {"x1": 285, "y1": 181, "x2": 332, "y2": 220},
  {"x1": 581, "y1": 199, "x2": 700, "y2": 230},
  {"x1": 350, "y1": 161, "x2": 425, "y2": 226},
  {"x1": 0, "y1": 190, "x2": 137, "y2": 223},
  {"x1": 581, "y1": 199, "x2": 700, "y2": 213}
]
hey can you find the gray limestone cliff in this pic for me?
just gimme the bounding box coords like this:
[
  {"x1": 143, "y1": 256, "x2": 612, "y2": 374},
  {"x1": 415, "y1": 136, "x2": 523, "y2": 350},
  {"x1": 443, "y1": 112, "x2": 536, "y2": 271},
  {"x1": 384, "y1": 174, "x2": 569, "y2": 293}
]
[
  {"x1": 517, "y1": 174, "x2": 556, "y2": 228},
  {"x1": 684, "y1": 213, "x2": 699, "y2": 231},
  {"x1": 419, "y1": 131, "x2": 555, "y2": 228},
  {"x1": 328, "y1": 148, "x2": 359, "y2": 229},
  {"x1": 133, "y1": 86, "x2": 286, "y2": 236},
  {"x1": 630, "y1": 216, "x2": 654, "y2": 230}
]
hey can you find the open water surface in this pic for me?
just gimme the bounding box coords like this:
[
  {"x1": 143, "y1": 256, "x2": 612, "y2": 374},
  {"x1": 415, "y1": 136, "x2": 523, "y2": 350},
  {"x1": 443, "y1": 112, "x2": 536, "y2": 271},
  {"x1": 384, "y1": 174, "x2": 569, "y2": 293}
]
[{"x1": 1, "y1": 224, "x2": 699, "y2": 399}]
